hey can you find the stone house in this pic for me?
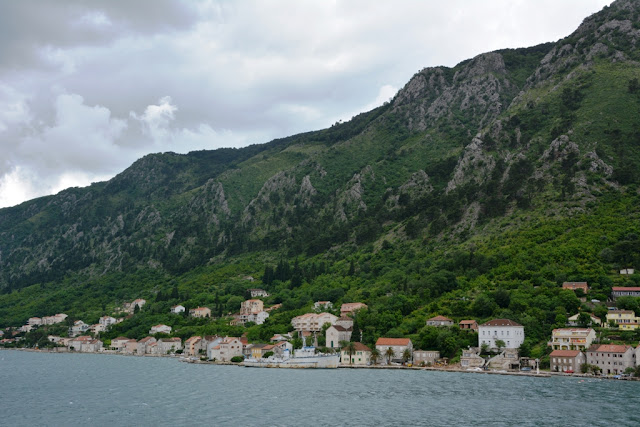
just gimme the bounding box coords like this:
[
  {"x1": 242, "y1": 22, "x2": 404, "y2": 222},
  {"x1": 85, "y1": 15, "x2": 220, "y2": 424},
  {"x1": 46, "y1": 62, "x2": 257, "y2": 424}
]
[
  {"x1": 209, "y1": 337, "x2": 243, "y2": 362},
  {"x1": 426, "y1": 315, "x2": 454, "y2": 327},
  {"x1": 586, "y1": 344, "x2": 636, "y2": 375},
  {"x1": 460, "y1": 347, "x2": 485, "y2": 369},
  {"x1": 562, "y1": 282, "x2": 589, "y2": 293},
  {"x1": 550, "y1": 349, "x2": 585, "y2": 373},
  {"x1": 413, "y1": 350, "x2": 441, "y2": 366},
  {"x1": 375, "y1": 338, "x2": 413, "y2": 364},
  {"x1": 184, "y1": 336, "x2": 205, "y2": 356},
  {"x1": 156, "y1": 337, "x2": 182, "y2": 354},
  {"x1": 137, "y1": 336, "x2": 156, "y2": 355},
  {"x1": 326, "y1": 325, "x2": 353, "y2": 349},
  {"x1": 111, "y1": 336, "x2": 131, "y2": 351}
]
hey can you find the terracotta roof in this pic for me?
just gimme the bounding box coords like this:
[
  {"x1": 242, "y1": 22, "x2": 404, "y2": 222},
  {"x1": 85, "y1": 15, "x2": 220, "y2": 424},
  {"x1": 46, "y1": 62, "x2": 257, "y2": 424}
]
[
  {"x1": 342, "y1": 342, "x2": 371, "y2": 352},
  {"x1": 589, "y1": 344, "x2": 632, "y2": 353},
  {"x1": 550, "y1": 349, "x2": 581, "y2": 357},
  {"x1": 562, "y1": 282, "x2": 588, "y2": 288},
  {"x1": 612, "y1": 287, "x2": 640, "y2": 292},
  {"x1": 459, "y1": 320, "x2": 477, "y2": 325},
  {"x1": 428, "y1": 315, "x2": 453, "y2": 322},
  {"x1": 480, "y1": 319, "x2": 523, "y2": 327},
  {"x1": 376, "y1": 337, "x2": 411, "y2": 346}
]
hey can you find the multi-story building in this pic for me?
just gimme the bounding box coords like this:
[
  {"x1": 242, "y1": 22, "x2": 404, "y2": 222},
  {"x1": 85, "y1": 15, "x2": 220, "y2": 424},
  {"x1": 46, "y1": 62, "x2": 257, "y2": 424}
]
[
  {"x1": 611, "y1": 287, "x2": 640, "y2": 299},
  {"x1": 340, "y1": 342, "x2": 372, "y2": 365},
  {"x1": 209, "y1": 337, "x2": 243, "y2": 361},
  {"x1": 606, "y1": 310, "x2": 640, "y2": 330},
  {"x1": 340, "y1": 302, "x2": 367, "y2": 316},
  {"x1": 189, "y1": 307, "x2": 211, "y2": 318},
  {"x1": 586, "y1": 344, "x2": 636, "y2": 375},
  {"x1": 291, "y1": 312, "x2": 338, "y2": 332},
  {"x1": 550, "y1": 350, "x2": 585, "y2": 373},
  {"x1": 413, "y1": 350, "x2": 441, "y2": 366},
  {"x1": 548, "y1": 328, "x2": 596, "y2": 351},
  {"x1": 478, "y1": 319, "x2": 525, "y2": 350}
]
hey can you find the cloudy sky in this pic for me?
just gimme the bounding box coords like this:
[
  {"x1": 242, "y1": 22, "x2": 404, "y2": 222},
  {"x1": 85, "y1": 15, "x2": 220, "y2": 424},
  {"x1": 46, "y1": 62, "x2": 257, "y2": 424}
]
[{"x1": 0, "y1": 0, "x2": 613, "y2": 208}]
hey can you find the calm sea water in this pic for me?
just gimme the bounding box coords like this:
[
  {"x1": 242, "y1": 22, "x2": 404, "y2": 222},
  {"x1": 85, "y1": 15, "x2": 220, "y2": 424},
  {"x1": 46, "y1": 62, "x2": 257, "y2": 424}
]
[{"x1": 1, "y1": 350, "x2": 639, "y2": 426}]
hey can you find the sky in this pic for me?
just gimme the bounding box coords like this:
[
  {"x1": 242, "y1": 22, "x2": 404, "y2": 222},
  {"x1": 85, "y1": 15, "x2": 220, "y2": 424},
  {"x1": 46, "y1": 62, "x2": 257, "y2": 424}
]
[{"x1": 0, "y1": 0, "x2": 614, "y2": 209}]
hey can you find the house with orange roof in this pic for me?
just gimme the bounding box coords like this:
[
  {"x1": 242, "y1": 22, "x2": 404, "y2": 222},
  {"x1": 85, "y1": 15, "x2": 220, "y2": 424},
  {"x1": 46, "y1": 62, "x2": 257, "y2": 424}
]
[
  {"x1": 184, "y1": 336, "x2": 204, "y2": 356},
  {"x1": 586, "y1": 344, "x2": 636, "y2": 375},
  {"x1": 562, "y1": 282, "x2": 589, "y2": 293},
  {"x1": 611, "y1": 286, "x2": 640, "y2": 299},
  {"x1": 375, "y1": 337, "x2": 413, "y2": 364},
  {"x1": 136, "y1": 336, "x2": 156, "y2": 355},
  {"x1": 550, "y1": 349, "x2": 585, "y2": 373},
  {"x1": 426, "y1": 315, "x2": 454, "y2": 327},
  {"x1": 459, "y1": 320, "x2": 478, "y2": 331},
  {"x1": 340, "y1": 302, "x2": 368, "y2": 316}
]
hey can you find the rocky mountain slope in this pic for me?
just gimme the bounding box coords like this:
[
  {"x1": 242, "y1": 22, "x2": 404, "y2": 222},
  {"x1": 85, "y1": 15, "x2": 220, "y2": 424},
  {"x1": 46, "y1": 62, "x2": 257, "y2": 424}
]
[{"x1": 1, "y1": 0, "x2": 640, "y2": 298}]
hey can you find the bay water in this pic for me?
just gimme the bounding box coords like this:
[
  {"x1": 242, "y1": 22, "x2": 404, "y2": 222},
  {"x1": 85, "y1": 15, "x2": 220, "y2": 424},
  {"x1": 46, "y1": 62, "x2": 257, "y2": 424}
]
[{"x1": 1, "y1": 350, "x2": 639, "y2": 426}]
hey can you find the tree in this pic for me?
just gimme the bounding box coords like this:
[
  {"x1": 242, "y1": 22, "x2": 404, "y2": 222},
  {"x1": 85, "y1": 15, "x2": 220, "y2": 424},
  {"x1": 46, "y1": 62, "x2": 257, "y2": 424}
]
[
  {"x1": 344, "y1": 342, "x2": 357, "y2": 365},
  {"x1": 385, "y1": 347, "x2": 395, "y2": 364},
  {"x1": 402, "y1": 348, "x2": 412, "y2": 365},
  {"x1": 577, "y1": 312, "x2": 593, "y2": 328},
  {"x1": 370, "y1": 348, "x2": 381, "y2": 365},
  {"x1": 480, "y1": 342, "x2": 489, "y2": 355},
  {"x1": 495, "y1": 339, "x2": 505, "y2": 353}
]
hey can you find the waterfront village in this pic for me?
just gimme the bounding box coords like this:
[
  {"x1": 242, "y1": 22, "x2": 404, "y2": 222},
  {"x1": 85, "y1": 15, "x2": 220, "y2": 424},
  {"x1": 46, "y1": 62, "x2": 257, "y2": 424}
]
[{"x1": 2, "y1": 282, "x2": 640, "y2": 378}]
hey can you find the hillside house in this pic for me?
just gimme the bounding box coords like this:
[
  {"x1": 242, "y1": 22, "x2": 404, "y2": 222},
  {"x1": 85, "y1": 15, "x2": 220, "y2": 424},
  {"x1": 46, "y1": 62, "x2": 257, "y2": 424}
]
[
  {"x1": 478, "y1": 319, "x2": 525, "y2": 350},
  {"x1": 291, "y1": 312, "x2": 338, "y2": 332},
  {"x1": 606, "y1": 310, "x2": 640, "y2": 330},
  {"x1": 562, "y1": 282, "x2": 589, "y2": 293},
  {"x1": 149, "y1": 324, "x2": 172, "y2": 335},
  {"x1": 611, "y1": 287, "x2": 640, "y2": 299},
  {"x1": 249, "y1": 289, "x2": 269, "y2": 298},
  {"x1": 326, "y1": 325, "x2": 353, "y2": 349},
  {"x1": 567, "y1": 313, "x2": 601, "y2": 327},
  {"x1": 170, "y1": 305, "x2": 185, "y2": 314},
  {"x1": 459, "y1": 320, "x2": 478, "y2": 331},
  {"x1": 340, "y1": 302, "x2": 367, "y2": 316},
  {"x1": 189, "y1": 307, "x2": 211, "y2": 318},
  {"x1": 548, "y1": 328, "x2": 596, "y2": 351},
  {"x1": 426, "y1": 315, "x2": 454, "y2": 327}
]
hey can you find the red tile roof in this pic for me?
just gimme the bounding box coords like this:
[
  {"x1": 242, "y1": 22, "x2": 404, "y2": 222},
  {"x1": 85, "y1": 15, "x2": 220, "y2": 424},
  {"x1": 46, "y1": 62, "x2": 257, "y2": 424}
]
[
  {"x1": 589, "y1": 344, "x2": 632, "y2": 353},
  {"x1": 428, "y1": 315, "x2": 453, "y2": 322},
  {"x1": 612, "y1": 287, "x2": 640, "y2": 292},
  {"x1": 376, "y1": 337, "x2": 411, "y2": 346}
]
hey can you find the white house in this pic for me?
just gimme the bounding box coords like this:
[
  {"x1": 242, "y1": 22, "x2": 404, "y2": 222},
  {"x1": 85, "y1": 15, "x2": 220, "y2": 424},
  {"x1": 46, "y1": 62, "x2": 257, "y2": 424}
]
[
  {"x1": 249, "y1": 289, "x2": 269, "y2": 298},
  {"x1": 99, "y1": 316, "x2": 117, "y2": 327},
  {"x1": 149, "y1": 324, "x2": 172, "y2": 335},
  {"x1": 170, "y1": 305, "x2": 185, "y2": 314},
  {"x1": 478, "y1": 319, "x2": 525, "y2": 350},
  {"x1": 69, "y1": 320, "x2": 90, "y2": 337}
]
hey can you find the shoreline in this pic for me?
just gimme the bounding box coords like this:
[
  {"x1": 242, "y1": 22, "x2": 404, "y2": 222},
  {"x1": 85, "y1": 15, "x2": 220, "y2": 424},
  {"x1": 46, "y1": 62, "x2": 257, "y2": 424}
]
[{"x1": 4, "y1": 347, "x2": 639, "y2": 382}]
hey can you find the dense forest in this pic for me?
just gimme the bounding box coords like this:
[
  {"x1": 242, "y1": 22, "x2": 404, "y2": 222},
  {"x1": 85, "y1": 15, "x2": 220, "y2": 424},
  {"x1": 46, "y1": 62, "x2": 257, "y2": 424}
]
[{"x1": 2, "y1": 0, "x2": 640, "y2": 365}]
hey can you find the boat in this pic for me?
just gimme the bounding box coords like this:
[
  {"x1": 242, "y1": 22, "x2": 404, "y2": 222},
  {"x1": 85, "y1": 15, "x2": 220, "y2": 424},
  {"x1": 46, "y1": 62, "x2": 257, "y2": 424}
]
[{"x1": 242, "y1": 335, "x2": 339, "y2": 368}]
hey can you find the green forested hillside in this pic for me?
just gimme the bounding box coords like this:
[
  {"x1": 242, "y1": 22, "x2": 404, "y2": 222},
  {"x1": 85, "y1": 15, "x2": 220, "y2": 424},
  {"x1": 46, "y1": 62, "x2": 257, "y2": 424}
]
[{"x1": 2, "y1": 0, "x2": 640, "y2": 361}]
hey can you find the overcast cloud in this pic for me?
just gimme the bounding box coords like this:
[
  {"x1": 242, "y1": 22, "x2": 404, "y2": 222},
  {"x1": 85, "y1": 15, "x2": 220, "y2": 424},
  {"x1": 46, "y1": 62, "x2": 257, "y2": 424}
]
[{"x1": 0, "y1": 0, "x2": 613, "y2": 208}]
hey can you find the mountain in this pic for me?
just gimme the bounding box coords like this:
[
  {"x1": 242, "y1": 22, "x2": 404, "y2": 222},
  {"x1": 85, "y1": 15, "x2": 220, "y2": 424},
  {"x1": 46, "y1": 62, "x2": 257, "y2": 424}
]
[{"x1": 2, "y1": 1, "x2": 640, "y2": 353}]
